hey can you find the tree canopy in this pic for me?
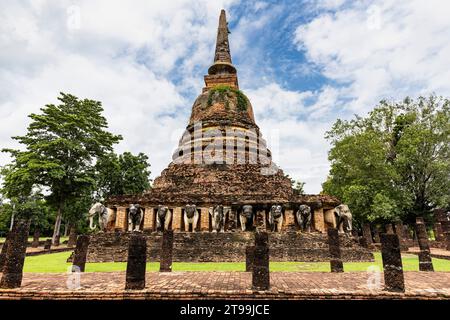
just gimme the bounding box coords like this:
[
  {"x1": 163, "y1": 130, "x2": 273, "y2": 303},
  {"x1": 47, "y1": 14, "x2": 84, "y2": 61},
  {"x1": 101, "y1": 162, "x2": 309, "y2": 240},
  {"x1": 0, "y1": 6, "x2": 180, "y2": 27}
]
[
  {"x1": 2, "y1": 93, "x2": 122, "y2": 242},
  {"x1": 323, "y1": 95, "x2": 450, "y2": 225},
  {"x1": 95, "y1": 151, "x2": 151, "y2": 199}
]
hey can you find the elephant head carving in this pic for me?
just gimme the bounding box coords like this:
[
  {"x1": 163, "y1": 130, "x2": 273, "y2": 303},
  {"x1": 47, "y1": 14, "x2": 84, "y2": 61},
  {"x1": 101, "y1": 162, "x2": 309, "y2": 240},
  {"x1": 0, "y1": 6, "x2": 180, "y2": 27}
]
[
  {"x1": 209, "y1": 205, "x2": 230, "y2": 233},
  {"x1": 128, "y1": 204, "x2": 143, "y2": 232},
  {"x1": 88, "y1": 202, "x2": 109, "y2": 232},
  {"x1": 334, "y1": 204, "x2": 352, "y2": 234},
  {"x1": 296, "y1": 204, "x2": 311, "y2": 232},
  {"x1": 239, "y1": 205, "x2": 254, "y2": 231},
  {"x1": 269, "y1": 205, "x2": 283, "y2": 232},
  {"x1": 156, "y1": 205, "x2": 171, "y2": 231},
  {"x1": 184, "y1": 204, "x2": 199, "y2": 232}
]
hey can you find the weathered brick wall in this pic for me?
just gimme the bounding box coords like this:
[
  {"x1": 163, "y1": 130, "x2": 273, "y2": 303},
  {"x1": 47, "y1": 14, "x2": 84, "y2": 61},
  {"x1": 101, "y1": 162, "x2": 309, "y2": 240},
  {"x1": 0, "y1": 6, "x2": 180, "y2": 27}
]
[{"x1": 74, "y1": 231, "x2": 374, "y2": 263}]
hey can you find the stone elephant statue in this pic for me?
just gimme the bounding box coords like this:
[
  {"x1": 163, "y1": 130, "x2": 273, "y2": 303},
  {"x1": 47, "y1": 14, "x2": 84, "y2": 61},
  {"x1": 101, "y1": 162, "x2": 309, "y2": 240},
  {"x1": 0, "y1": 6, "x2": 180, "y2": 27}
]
[
  {"x1": 269, "y1": 205, "x2": 283, "y2": 232},
  {"x1": 88, "y1": 202, "x2": 109, "y2": 232},
  {"x1": 296, "y1": 204, "x2": 311, "y2": 232},
  {"x1": 239, "y1": 205, "x2": 254, "y2": 231},
  {"x1": 334, "y1": 204, "x2": 352, "y2": 234},
  {"x1": 156, "y1": 205, "x2": 171, "y2": 231},
  {"x1": 209, "y1": 205, "x2": 231, "y2": 233},
  {"x1": 128, "y1": 204, "x2": 143, "y2": 232},
  {"x1": 184, "y1": 204, "x2": 199, "y2": 232}
]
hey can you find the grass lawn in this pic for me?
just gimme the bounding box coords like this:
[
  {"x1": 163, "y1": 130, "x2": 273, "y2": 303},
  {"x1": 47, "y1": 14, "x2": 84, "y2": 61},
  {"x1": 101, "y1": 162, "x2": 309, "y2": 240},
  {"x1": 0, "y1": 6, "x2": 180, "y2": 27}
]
[
  {"x1": 22, "y1": 251, "x2": 450, "y2": 273},
  {"x1": 0, "y1": 237, "x2": 68, "y2": 244}
]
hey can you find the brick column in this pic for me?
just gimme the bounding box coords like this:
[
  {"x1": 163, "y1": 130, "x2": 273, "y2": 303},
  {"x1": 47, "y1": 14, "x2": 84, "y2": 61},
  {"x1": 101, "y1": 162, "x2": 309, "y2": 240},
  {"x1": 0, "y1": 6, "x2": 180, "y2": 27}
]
[
  {"x1": 44, "y1": 239, "x2": 52, "y2": 250},
  {"x1": 359, "y1": 236, "x2": 368, "y2": 248},
  {"x1": 0, "y1": 231, "x2": 11, "y2": 271},
  {"x1": 415, "y1": 222, "x2": 433, "y2": 272},
  {"x1": 444, "y1": 232, "x2": 450, "y2": 251},
  {"x1": 403, "y1": 225, "x2": 412, "y2": 240},
  {"x1": 106, "y1": 208, "x2": 116, "y2": 231},
  {"x1": 394, "y1": 222, "x2": 404, "y2": 240},
  {"x1": 380, "y1": 234, "x2": 405, "y2": 292},
  {"x1": 67, "y1": 227, "x2": 77, "y2": 247},
  {"x1": 246, "y1": 246, "x2": 255, "y2": 272},
  {"x1": 327, "y1": 228, "x2": 344, "y2": 272},
  {"x1": 324, "y1": 209, "x2": 336, "y2": 229},
  {"x1": 284, "y1": 209, "x2": 296, "y2": 231},
  {"x1": 160, "y1": 230, "x2": 174, "y2": 272},
  {"x1": 252, "y1": 232, "x2": 270, "y2": 290},
  {"x1": 53, "y1": 234, "x2": 61, "y2": 247},
  {"x1": 255, "y1": 210, "x2": 266, "y2": 232},
  {"x1": 226, "y1": 208, "x2": 237, "y2": 231},
  {"x1": 441, "y1": 221, "x2": 450, "y2": 233},
  {"x1": 115, "y1": 207, "x2": 127, "y2": 231},
  {"x1": 385, "y1": 224, "x2": 394, "y2": 234},
  {"x1": 372, "y1": 228, "x2": 380, "y2": 243},
  {"x1": 125, "y1": 233, "x2": 147, "y2": 290},
  {"x1": 200, "y1": 207, "x2": 210, "y2": 231},
  {"x1": 313, "y1": 208, "x2": 325, "y2": 233},
  {"x1": 171, "y1": 207, "x2": 182, "y2": 231},
  {"x1": 72, "y1": 235, "x2": 90, "y2": 272},
  {"x1": 433, "y1": 222, "x2": 444, "y2": 241},
  {"x1": 362, "y1": 223, "x2": 373, "y2": 244},
  {"x1": 143, "y1": 207, "x2": 155, "y2": 231},
  {"x1": 0, "y1": 219, "x2": 30, "y2": 289},
  {"x1": 31, "y1": 230, "x2": 40, "y2": 248}
]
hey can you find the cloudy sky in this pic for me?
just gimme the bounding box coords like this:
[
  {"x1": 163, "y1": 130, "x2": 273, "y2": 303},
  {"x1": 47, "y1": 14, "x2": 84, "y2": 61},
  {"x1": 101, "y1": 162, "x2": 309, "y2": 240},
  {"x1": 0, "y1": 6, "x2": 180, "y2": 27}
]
[{"x1": 1, "y1": 0, "x2": 450, "y2": 193}]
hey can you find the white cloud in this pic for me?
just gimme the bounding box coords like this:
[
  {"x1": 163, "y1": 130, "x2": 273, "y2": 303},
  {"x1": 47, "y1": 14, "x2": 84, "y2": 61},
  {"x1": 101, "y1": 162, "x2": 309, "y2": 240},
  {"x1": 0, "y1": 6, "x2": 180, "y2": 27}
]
[
  {"x1": 246, "y1": 83, "x2": 312, "y2": 120},
  {"x1": 0, "y1": 0, "x2": 238, "y2": 183},
  {"x1": 2, "y1": 0, "x2": 449, "y2": 197},
  {"x1": 294, "y1": 0, "x2": 450, "y2": 113},
  {"x1": 246, "y1": 84, "x2": 332, "y2": 193}
]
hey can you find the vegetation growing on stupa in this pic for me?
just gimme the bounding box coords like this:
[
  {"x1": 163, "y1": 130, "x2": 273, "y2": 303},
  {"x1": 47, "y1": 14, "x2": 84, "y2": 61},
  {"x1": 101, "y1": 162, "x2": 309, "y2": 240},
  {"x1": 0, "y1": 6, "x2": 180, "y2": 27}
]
[{"x1": 207, "y1": 85, "x2": 248, "y2": 112}]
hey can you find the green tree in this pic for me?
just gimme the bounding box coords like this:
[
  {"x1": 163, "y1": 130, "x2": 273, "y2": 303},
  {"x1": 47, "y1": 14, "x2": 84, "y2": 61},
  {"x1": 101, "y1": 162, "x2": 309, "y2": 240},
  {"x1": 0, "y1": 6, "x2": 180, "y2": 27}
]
[
  {"x1": 323, "y1": 95, "x2": 450, "y2": 225},
  {"x1": 2, "y1": 93, "x2": 122, "y2": 244},
  {"x1": 294, "y1": 181, "x2": 306, "y2": 195},
  {"x1": 62, "y1": 190, "x2": 93, "y2": 236},
  {"x1": 95, "y1": 151, "x2": 151, "y2": 198}
]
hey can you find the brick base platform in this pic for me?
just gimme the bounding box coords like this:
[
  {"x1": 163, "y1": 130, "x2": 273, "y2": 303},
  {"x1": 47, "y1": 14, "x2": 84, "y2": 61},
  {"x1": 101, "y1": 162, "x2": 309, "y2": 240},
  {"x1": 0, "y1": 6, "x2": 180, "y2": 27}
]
[
  {"x1": 408, "y1": 247, "x2": 450, "y2": 260},
  {"x1": 0, "y1": 272, "x2": 449, "y2": 300},
  {"x1": 76, "y1": 231, "x2": 374, "y2": 263}
]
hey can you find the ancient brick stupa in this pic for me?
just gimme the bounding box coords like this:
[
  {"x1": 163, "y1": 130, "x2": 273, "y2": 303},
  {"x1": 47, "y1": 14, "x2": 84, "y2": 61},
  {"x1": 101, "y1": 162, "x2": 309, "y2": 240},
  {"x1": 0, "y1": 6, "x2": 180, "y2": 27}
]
[{"x1": 107, "y1": 10, "x2": 340, "y2": 233}]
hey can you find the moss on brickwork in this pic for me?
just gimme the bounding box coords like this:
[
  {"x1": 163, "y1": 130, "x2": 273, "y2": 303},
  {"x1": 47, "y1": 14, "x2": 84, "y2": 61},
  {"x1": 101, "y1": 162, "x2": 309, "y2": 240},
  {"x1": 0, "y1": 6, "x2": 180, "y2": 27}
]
[{"x1": 206, "y1": 85, "x2": 248, "y2": 112}]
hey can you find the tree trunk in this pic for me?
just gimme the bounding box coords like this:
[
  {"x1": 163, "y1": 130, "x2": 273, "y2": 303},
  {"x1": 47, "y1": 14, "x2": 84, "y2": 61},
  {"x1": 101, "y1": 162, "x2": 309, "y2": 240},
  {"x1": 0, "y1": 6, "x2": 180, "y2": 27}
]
[
  {"x1": 31, "y1": 229, "x2": 40, "y2": 248},
  {"x1": 9, "y1": 213, "x2": 15, "y2": 231},
  {"x1": 52, "y1": 202, "x2": 63, "y2": 247},
  {"x1": 63, "y1": 223, "x2": 69, "y2": 237},
  {"x1": 67, "y1": 226, "x2": 77, "y2": 247}
]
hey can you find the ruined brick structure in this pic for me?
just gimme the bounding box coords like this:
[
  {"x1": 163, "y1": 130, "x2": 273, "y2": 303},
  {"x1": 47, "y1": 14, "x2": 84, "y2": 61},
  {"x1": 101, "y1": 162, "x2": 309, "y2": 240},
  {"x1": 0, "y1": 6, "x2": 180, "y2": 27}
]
[
  {"x1": 105, "y1": 10, "x2": 341, "y2": 234},
  {"x1": 87, "y1": 10, "x2": 373, "y2": 263},
  {"x1": 72, "y1": 231, "x2": 373, "y2": 263}
]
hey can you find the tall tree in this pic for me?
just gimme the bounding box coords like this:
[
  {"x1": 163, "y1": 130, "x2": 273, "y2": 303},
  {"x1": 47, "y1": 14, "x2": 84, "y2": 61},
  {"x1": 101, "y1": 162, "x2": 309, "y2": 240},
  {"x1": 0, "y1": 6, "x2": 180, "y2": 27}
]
[
  {"x1": 95, "y1": 151, "x2": 151, "y2": 199},
  {"x1": 323, "y1": 95, "x2": 449, "y2": 224},
  {"x1": 2, "y1": 93, "x2": 122, "y2": 244}
]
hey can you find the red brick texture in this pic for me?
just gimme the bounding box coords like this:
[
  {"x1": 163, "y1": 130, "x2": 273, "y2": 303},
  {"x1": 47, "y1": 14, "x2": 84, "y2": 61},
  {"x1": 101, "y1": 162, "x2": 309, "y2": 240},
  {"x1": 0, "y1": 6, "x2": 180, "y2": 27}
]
[{"x1": 0, "y1": 271, "x2": 449, "y2": 300}]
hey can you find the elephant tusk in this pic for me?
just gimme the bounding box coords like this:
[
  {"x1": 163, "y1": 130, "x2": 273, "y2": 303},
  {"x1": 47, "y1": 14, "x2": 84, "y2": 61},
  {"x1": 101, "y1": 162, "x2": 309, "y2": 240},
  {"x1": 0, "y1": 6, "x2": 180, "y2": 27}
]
[{"x1": 89, "y1": 216, "x2": 95, "y2": 230}]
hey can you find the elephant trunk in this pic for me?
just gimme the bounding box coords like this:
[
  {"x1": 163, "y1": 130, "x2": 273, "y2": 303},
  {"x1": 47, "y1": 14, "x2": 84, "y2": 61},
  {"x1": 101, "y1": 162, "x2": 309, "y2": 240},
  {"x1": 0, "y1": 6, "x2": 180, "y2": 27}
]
[
  {"x1": 347, "y1": 218, "x2": 352, "y2": 232},
  {"x1": 89, "y1": 215, "x2": 95, "y2": 230}
]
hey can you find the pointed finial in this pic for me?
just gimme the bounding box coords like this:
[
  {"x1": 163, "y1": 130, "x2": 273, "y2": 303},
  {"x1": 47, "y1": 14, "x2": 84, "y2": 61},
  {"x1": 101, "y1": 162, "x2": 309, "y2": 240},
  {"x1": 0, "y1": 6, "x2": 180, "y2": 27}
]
[{"x1": 208, "y1": 9, "x2": 237, "y2": 75}]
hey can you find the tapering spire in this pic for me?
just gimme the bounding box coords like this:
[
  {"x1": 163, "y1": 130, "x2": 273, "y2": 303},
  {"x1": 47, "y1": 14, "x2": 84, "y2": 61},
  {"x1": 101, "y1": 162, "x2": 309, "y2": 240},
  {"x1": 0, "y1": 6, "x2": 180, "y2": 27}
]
[
  {"x1": 214, "y1": 9, "x2": 232, "y2": 64},
  {"x1": 208, "y1": 9, "x2": 237, "y2": 75}
]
